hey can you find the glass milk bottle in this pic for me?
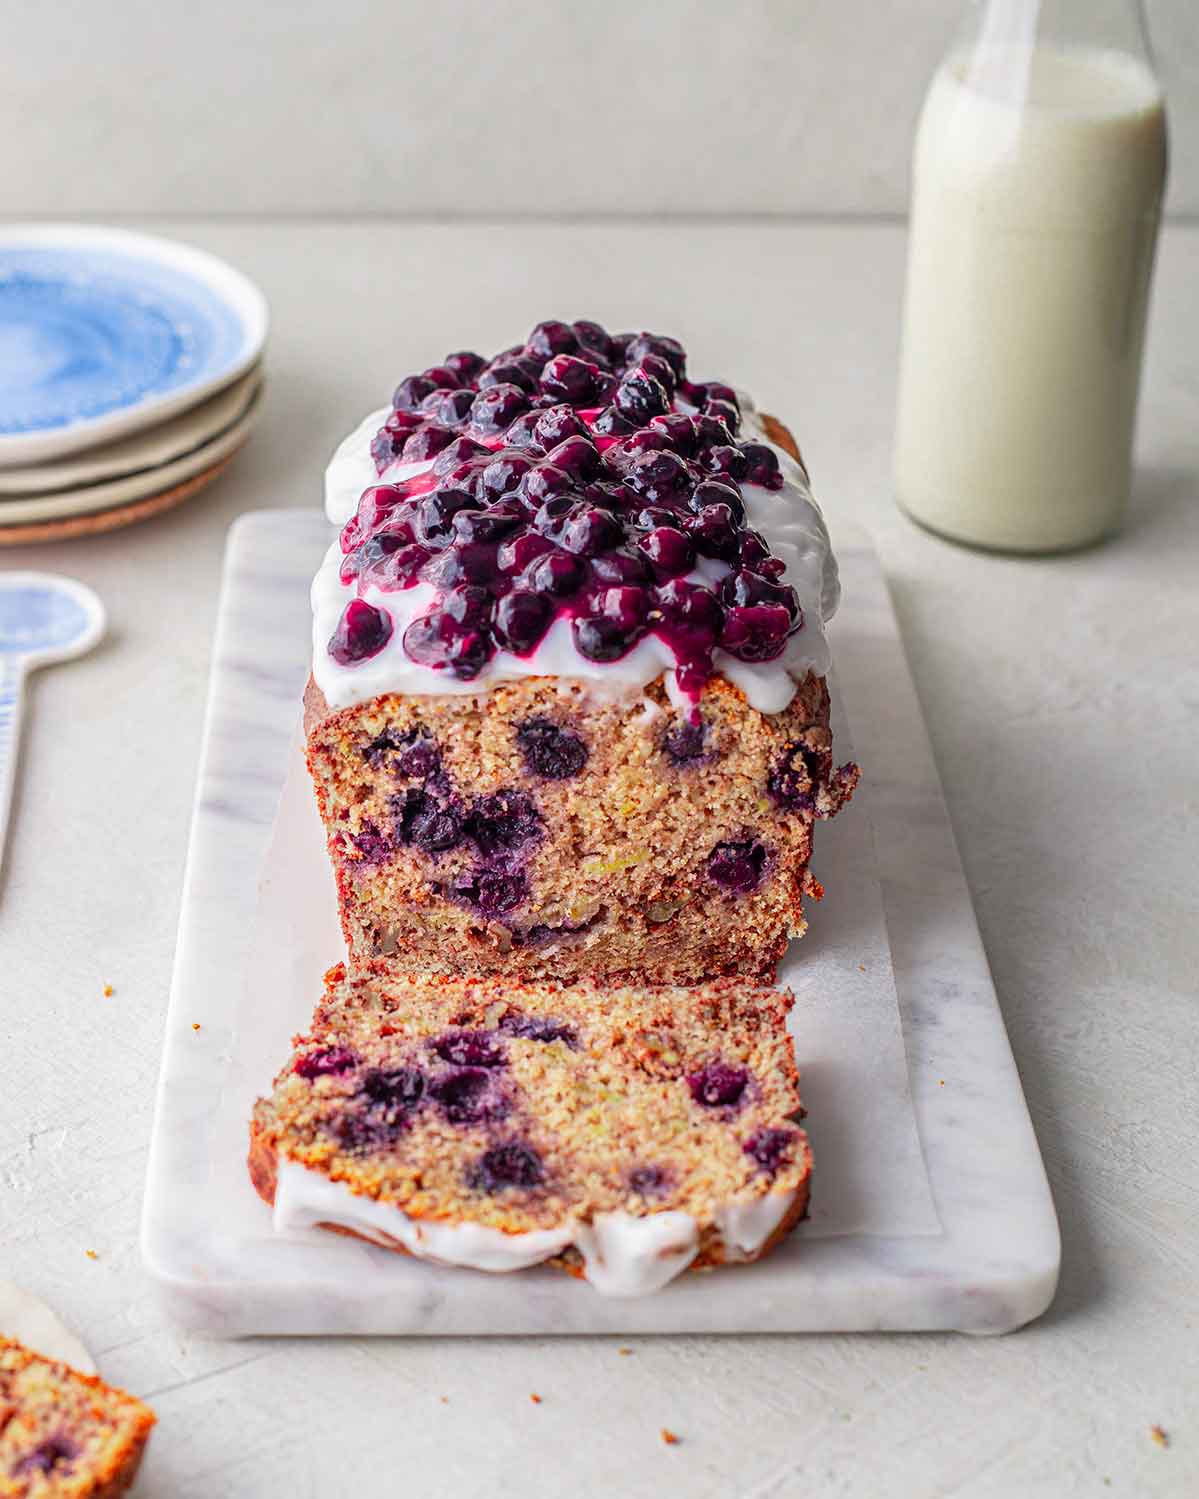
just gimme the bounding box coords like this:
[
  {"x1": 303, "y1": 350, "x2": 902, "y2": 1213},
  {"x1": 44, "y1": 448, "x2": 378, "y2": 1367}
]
[{"x1": 894, "y1": 0, "x2": 1168, "y2": 552}]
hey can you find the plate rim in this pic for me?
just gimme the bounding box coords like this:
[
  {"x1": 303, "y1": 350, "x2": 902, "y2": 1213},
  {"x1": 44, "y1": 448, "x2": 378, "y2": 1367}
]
[{"x1": 0, "y1": 222, "x2": 269, "y2": 467}]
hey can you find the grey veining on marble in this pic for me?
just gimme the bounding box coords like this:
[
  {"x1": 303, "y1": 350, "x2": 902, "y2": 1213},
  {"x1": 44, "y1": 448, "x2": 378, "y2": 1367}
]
[{"x1": 140, "y1": 510, "x2": 1059, "y2": 1336}]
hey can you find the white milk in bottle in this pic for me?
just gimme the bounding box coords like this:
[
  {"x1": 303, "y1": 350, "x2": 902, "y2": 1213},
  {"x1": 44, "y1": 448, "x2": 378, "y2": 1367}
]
[{"x1": 894, "y1": 3, "x2": 1168, "y2": 552}]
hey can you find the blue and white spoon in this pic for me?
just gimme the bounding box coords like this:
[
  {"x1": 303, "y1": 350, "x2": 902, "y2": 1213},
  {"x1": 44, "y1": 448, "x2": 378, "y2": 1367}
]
[{"x1": 0, "y1": 572, "x2": 105, "y2": 876}]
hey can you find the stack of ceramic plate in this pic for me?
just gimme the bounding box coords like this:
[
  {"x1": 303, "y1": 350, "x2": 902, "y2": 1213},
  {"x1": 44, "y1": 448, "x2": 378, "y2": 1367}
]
[{"x1": 0, "y1": 225, "x2": 267, "y2": 545}]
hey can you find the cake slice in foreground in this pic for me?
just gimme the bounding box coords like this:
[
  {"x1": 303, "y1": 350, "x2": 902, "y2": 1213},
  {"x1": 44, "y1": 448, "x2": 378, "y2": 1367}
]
[
  {"x1": 0, "y1": 1338, "x2": 155, "y2": 1498},
  {"x1": 249, "y1": 963, "x2": 810, "y2": 1296}
]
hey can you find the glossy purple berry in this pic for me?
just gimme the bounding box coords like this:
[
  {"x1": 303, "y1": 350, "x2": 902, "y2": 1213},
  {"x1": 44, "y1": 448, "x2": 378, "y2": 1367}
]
[
  {"x1": 479, "y1": 359, "x2": 538, "y2": 395},
  {"x1": 329, "y1": 600, "x2": 393, "y2": 665},
  {"x1": 498, "y1": 530, "x2": 554, "y2": 573},
  {"x1": 402, "y1": 611, "x2": 494, "y2": 680},
  {"x1": 543, "y1": 435, "x2": 599, "y2": 478},
  {"x1": 450, "y1": 506, "x2": 523, "y2": 545},
  {"x1": 591, "y1": 404, "x2": 634, "y2": 437},
  {"x1": 623, "y1": 448, "x2": 693, "y2": 505},
  {"x1": 720, "y1": 569, "x2": 801, "y2": 622},
  {"x1": 517, "y1": 461, "x2": 574, "y2": 505},
  {"x1": 689, "y1": 478, "x2": 745, "y2": 525},
  {"x1": 516, "y1": 717, "x2": 588, "y2": 780},
  {"x1": 533, "y1": 403, "x2": 588, "y2": 450},
  {"x1": 625, "y1": 332, "x2": 687, "y2": 380},
  {"x1": 573, "y1": 613, "x2": 643, "y2": 662},
  {"x1": 740, "y1": 441, "x2": 784, "y2": 490},
  {"x1": 469, "y1": 1141, "x2": 544, "y2": 1191},
  {"x1": 707, "y1": 839, "x2": 768, "y2": 893},
  {"x1": 540, "y1": 354, "x2": 601, "y2": 404},
  {"x1": 444, "y1": 350, "x2": 486, "y2": 383},
  {"x1": 684, "y1": 503, "x2": 741, "y2": 560},
  {"x1": 556, "y1": 504, "x2": 624, "y2": 557},
  {"x1": 590, "y1": 548, "x2": 651, "y2": 585},
  {"x1": 687, "y1": 1061, "x2": 750, "y2": 1108},
  {"x1": 470, "y1": 383, "x2": 529, "y2": 435},
  {"x1": 637, "y1": 525, "x2": 695, "y2": 577},
  {"x1": 479, "y1": 451, "x2": 534, "y2": 500},
  {"x1": 423, "y1": 387, "x2": 476, "y2": 426},
  {"x1": 719, "y1": 604, "x2": 792, "y2": 662},
  {"x1": 521, "y1": 548, "x2": 587, "y2": 597},
  {"x1": 494, "y1": 590, "x2": 555, "y2": 654},
  {"x1": 433, "y1": 436, "x2": 491, "y2": 475},
  {"x1": 295, "y1": 1045, "x2": 359, "y2": 1080},
  {"x1": 402, "y1": 422, "x2": 456, "y2": 462},
  {"x1": 651, "y1": 411, "x2": 697, "y2": 453},
  {"x1": 701, "y1": 443, "x2": 749, "y2": 481},
  {"x1": 572, "y1": 319, "x2": 615, "y2": 362},
  {"x1": 616, "y1": 369, "x2": 670, "y2": 423},
  {"x1": 655, "y1": 578, "x2": 723, "y2": 638},
  {"x1": 501, "y1": 410, "x2": 544, "y2": 450},
  {"x1": 393, "y1": 374, "x2": 436, "y2": 411},
  {"x1": 527, "y1": 319, "x2": 579, "y2": 359},
  {"x1": 705, "y1": 397, "x2": 741, "y2": 434},
  {"x1": 639, "y1": 352, "x2": 677, "y2": 396}
]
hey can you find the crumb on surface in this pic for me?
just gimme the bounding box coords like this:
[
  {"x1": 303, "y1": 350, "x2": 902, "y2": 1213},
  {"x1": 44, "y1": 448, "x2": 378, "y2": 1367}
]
[
  {"x1": 618, "y1": 1346, "x2": 633, "y2": 1356},
  {"x1": 660, "y1": 1428, "x2": 680, "y2": 1446},
  {"x1": 939, "y1": 1079, "x2": 945, "y2": 1087},
  {"x1": 85, "y1": 1249, "x2": 98, "y2": 1260},
  {"x1": 530, "y1": 1393, "x2": 542, "y2": 1404},
  {"x1": 192, "y1": 1023, "x2": 202, "y2": 1031},
  {"x1": 102, "y1": 983, "x2": 114, "y2": 997},
  {"x1": 1149, "y1": 1424, "x2": 1169, "y2": 1449}
]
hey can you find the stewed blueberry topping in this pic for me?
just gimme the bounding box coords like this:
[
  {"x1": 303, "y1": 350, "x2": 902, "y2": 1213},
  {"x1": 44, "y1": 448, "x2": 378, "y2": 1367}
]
[
  {"x1": 468, "y1": 1140, "x2": 544, "y2": 1192},
  {"x1": 329, "y1": 599, "x2": 393, "y2": 665},
  {"x1": 343, "y1": 324, "x2": 805, "y2": 698},
  {"x1": 687, "y1": 1061, "x2": 750, "y2": 1109}
]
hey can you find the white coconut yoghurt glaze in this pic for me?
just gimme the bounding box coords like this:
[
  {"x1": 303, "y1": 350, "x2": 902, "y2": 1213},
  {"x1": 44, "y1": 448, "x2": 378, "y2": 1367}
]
[
  {"x1": 313, "y1": 394, "x2": 840, "y2": 716},
  {"x1": 274, "y1": 1157, "x2": 796, "y2": 1297}
]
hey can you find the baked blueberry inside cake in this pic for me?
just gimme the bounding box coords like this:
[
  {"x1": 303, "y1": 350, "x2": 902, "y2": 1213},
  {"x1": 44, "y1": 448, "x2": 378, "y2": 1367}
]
[
  {"x1": 249, "y1": 964, "x2": 810, "y2": 1296},
  {"x1": 306, "y1": 320, "x2": 857, "y2": 984}
]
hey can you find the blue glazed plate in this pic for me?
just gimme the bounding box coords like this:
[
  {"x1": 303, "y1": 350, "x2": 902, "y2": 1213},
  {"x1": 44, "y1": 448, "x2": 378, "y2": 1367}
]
[{"x1": 0, "y1": 225, "x2": 268, "y2": 467}]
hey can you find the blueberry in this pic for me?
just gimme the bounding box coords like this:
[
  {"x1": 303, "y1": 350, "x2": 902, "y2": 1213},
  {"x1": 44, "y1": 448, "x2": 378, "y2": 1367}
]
[
  {"x1": 591, "y1": 404, "x2": 634, "y2": 437},
  {"x1": 704, "y1": 397, "x2": 741, "y2": 434},
  {"x1": 603, "y1": 428, "x2": 676, "y2": 475},
  {"x1": 444, "y1": 350, "x2": 486, "y2": 383},
  {"x1": 393, "y1": 374, "x2": 436, "y2": 411},
  {"x1": 623, "y1": 449, "x2": 694, "y2": 506},
  {"x1": 701, "y1": 443, "x2": 749, "y2": 481},
  {"x1": 689, "y1": 477, "x2": 745, "y2": 524},
  {"x1": 534, "y1": 403, "x2": 588, "y2": 450},
  {"x1": 768, "y1": 742, "x2": 827, "y2": 811},
  {"x1": 430, "y1": 1066, "x2": 503, "y2": 1124},
  {"x1": 616, "y1": 369, "x2": 670, "y2": 423},
  {"x1": 683, "y1": 503, "x2": 741, "y2": 560},
  {"x1": 706, "y1": 839, "x2": 768, "y2": 893},
  {"x1": 687, "y1": 1061, "x2": 750, "y2": 1108},
  {"x1": 639, "y1": 353, "x2": 677, "y2": 396},
  {"x1": 469, "y1": 1141, "x2": 544, "y2": 1192},
  {"x1": 402, "y1": 612, "x2": 495, "y2": 680},
  {"x1": 502, "y1": 410, "x2": 544, "y2": 450},
  {"x1": 13, "y1": 1437, "x2": 78, "y2": 1476},
  {"x1": 693, "y1": 412, "x2": 736, "y2": 449},
  {"x1": 557, "y1": 504, "x2": 624, "y2": 557},
  {"x1": 516, "y1": 717, "x2": 588, "y2": 779},
  {"x1": 451, "y1": 507, "x2": 523, "y2": 545},
  {"x1": 470, "y1": 383, "x2": 529, "y2": 435},
  {"x1": 590, "y1": 548, "x2": 651, "y2": 585},
  {"x1": 466, "y1": 789, "x2": 543, "y2": 855},
  {"x1": 296, "y1": 1045, "x2": 359, "y2": 1080},
  {"x1": 479, "y1": 360, "x2": 539, "y2": 395},
  {"x1": 744, "y1": 1126, "x2": 798, "y2": 1172},
  {"x1": 370, "y1": 425, "x2": 411, "y2": 471},
  {"x1": 571, "y1": 319, "x2": 615, "y2": 362},
  {"x1": 433, "y1": 1030, "x2": 507, "y2": 1068},
  {"x1": 527, "y1": 319, "x2": 579, "y2": 359},
  {"x1": 369, "y1": 542, "x2": 433, "y2": 591},
  {"x1": 498, "y1": 530, "x2": 554, "y2": 574},
  {"x1": 442, "y1": 584, "x2": 495, "y2": 629},
  {"x1": 521, "y1": 548, "x2": 588, "y2": 597},
  {"x1": 450, "y1": 867, "x2": 529, "y2": 916},
  {"x1": 655, "y1": 578, "x2": 724, "y2": 638},
  {"x1": 625, "y1": 332, "x2": 687, "y2": 381},
  {"x1": 415, "y1": 488, "x2": 483, "y2": 544},
  {"x1": 651, "y1": 411, "x2": 697, "y2": 453},
  {"x1": 426, "y1": 541, "x2": 504, "y2": 589},
  {"x1": 723, "y1": 568, "x2": 794, "y2": 615},
  {"x1": 738, "y1": 530, "x2": 772, "y2": 568},
  {"x1": 628, "y1": 1165, "x2": 669, "y2": 1196},
  {"x1": 517, "y1": 461, "x2": 575, "y2": 505},
  {"x1": 662, "y1": 716, "x2": 708, "y2": 765},
  {"x1": 720, "y1": 603, "x2": 793, "y2": 663},
  {"x1": 328, "y1": 600, "x2": 393, "y2": 665},
  {"x1": 543, "y1": 434, "x2": 600, "y2": 477},
  {"x1": 358, "y1": 1066, "x2": 426, "y2": 1131},
  {"x1": 572, "y1": 612, "x2": 645, "y2": 662},
  {"x1": 540, "y1": 354, "x2": 601, "y2": 404},
  {"x1": 500, "y1": 1011, "x2": 578, "y2": 1046},
  {"x1": 629, "y1": 504, "x2": 681, "y2": 533},
  {"x1": 637, "y1": 525, "x2": 695, "y2": 577},
  {"x1": 402, "y1": 422, "x2": 457, "y2": 462},
  {"x1": 740, "y1": 441, "x2": 784, "y2": 490},
  {"x1": 433, "y1": 436, "x2": 491, "y2": 475},
  {"x1": 423, "y1": 387, "x2": 476, "y2": 426},
  {"x1": 395, "y1": 787, "x2": 463, "y2": 853}
]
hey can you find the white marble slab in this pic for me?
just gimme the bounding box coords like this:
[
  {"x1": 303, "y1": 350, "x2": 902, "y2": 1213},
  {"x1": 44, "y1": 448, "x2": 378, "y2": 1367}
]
[{"x1": 140, "y1": 510, "x2": 1059, "y2": 1336}]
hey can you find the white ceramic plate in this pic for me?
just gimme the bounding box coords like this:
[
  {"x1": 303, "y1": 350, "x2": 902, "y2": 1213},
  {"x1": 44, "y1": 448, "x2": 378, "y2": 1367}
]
[
  {"x1": 0, "y1": 382, "x2": 263, "y2": 526},
  {"x1": 0, "y1": 366, "x2": 261, "y2": 495},
  {"x1": 0, "y1": 224, "x2": 268, "y2": 467}
]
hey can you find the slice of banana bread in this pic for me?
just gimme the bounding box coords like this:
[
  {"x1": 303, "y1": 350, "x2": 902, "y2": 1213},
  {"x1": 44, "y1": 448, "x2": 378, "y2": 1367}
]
[
  {"x1": 249, "y1": 963, "x2": 810, "y2": 1296},
  {"x1": 0, "y1": 1339, "x2": 154, "y2": 1498},
  {"x1": 307, "y1": 319, "x2": 857, "y2": 984}
]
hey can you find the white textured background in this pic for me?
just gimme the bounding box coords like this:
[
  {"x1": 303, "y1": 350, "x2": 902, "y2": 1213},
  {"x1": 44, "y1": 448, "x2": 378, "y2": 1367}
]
[{"x1": 0, "y1": 0, "x2": 1195, "y2": 218}]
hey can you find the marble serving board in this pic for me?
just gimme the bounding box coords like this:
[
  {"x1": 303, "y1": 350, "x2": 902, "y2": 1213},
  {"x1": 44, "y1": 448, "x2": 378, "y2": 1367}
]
[{"x1": 141, "y1": 510, "x2": 1059, "y2": 1336}]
